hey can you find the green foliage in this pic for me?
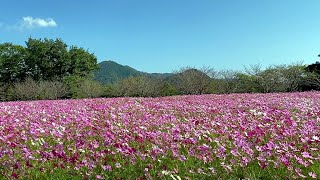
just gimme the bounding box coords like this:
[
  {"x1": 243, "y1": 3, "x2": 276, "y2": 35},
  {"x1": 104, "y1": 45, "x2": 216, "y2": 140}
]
[
  {"x1": 0, "y1": 43, "x2": 27, "y2": 83},
  {"x1": 159, "y1": 82, "x2": 179, "y2": 96},
  {"x1": 102, "y1": 84, "x2": 119, "y2": 97},
  {"x1": 0, "y1": 84, "x2": 7, "y2": 101},
  {"x1": 25, "y1": 38, "x2": 70, "y2": 80},
  {"x1": 63, "y1": 76, "x2": 104, "y2": 99},
  {"x1": 1, "y1": 37, "x2": 320, "y2": 100},
  {"x1": 68, "y1": 46, "x2": 98, "y2": 77},
  {"x1": 78, "y1": 79, "x2": 104, "y2": 98},
  {"x1": 63, "y1": 76, "x2": 83, "y2": 98},
  {"x1": 211, "y1": 70, "x2": 238, "y2": 94},
  {"x1": 0, "y1": 38, "x2": 100, "y2": 101},
  {"x1": 255, "y1": 64, "x2": 306, "y2": 93},
  {"x1": 305, "y1": 61, "x2": 320, "y2": 74},
  {"x1": 0, "y1": 38, "x2": 98, "y2": 83},
  {"x1": 303, "y1": 61, "x2": 320, "y2": 90},
  {"x1": 233, "y1": 73, "x2": 261, "y2": 93}
]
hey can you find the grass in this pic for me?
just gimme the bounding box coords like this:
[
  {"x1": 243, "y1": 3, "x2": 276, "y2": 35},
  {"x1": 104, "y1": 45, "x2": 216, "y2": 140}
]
[{"x1": 2, "y1": 154, "x2": 317, "y2": 179}]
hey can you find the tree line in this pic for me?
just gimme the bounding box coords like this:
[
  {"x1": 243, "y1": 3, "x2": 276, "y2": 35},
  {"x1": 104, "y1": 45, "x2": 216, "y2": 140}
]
[
  {"x1": 0, "y1": 38, "x2": 98, "y2": 100},
  {"x1": 0, "y1": 37, "x2": 319, "y2": 101},
  {"x1": 106, "y1": 62, "x2": 320, "y2": 97}
]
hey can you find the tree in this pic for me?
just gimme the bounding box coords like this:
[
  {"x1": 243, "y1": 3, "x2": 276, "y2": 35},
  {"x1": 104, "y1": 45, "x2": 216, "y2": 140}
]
[
  {"x1": 302, "y1": 73, "x2": 320, "y2": 90},
  {"x1": 159, "y1": 81, "x2": 179, "y2": 96},
  {"x1": 68, "y1": 46, "x2": 98, "y2": 78},
  {"x1": 212, "y1": 70, "x2": 239, "y2": 94},
  {"x1": 255, "y1": 64, "x2": 305, "y2": 93},
  {"x1": 281, "y1": 64, "x2": 306, "y2": 91},
  {"x1": 8, "y1": 78, "x2": 68, "y2": 101},
  {"x1": 231, "y1": 64, "x2": 264, "y2": 93},
  {"x1": 172, "y1": 66, "x2": 215, "y2": 95},
  {"x1": 305, "y1": 61, "x2": 320, "y2": 75},
  {"x1": 25, "y1": 38, "x2": 98, "y2": 81},
  {"x1": 244, "y1": 64, "x2": 262, "y2": 76},
  {"x1": 303, "y1": 61, "x2": 320, "y2": 90},
  {"x1": 233, "y1": 73, "x2": 260, "y2": 93},
  {"x1": 115, "y1": 76, "x2": 161, "y2": 97},
  {"x1": 25, "y1": 38, "x2": 70, "y2": 80},
  {"x1": 0, "y1": 43, "x2": 27, "y2": 83},
  {"x1": 77, "y1": 79, "x2": 104, "y2": 98}
]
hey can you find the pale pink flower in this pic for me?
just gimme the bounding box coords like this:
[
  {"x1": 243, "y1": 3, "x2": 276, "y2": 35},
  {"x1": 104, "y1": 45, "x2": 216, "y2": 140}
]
[{"x1": 308, "y1": 172, "x2": 317, "y2": 179}]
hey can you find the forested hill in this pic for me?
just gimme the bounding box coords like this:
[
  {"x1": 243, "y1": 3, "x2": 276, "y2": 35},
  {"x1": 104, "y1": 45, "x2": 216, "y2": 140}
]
[{"x1": 94, "y1": 61, "x2": 172, "y2": 84}]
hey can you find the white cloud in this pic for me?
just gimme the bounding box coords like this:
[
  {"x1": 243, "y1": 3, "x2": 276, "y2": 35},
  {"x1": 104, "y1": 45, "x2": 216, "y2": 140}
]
[
  {"x1": 21, "y1": 16, "x2": 57, "y2": 28},
  {"x1": 0, "y1": 16, "x2": 57, "y2": 31}
]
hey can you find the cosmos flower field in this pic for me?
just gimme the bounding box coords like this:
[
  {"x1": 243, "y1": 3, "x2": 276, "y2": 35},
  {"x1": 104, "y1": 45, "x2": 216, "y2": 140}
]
[{"x1": 0, "y1": 92, "x2": 319, "y2": 179}]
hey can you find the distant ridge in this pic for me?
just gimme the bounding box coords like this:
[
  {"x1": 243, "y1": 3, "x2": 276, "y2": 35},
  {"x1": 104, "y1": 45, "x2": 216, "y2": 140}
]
[{"x1": 94, "y1": 61, "x2": 172, "y2": 84}]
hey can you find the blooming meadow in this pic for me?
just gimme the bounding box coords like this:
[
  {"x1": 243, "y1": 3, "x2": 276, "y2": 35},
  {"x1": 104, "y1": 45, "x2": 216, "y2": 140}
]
[{"x1": 0, "y1": 92, "x2": 319, "y2": 179}]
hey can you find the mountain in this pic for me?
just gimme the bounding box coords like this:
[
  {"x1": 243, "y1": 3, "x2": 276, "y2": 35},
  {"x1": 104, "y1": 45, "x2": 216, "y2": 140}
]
[
  {"x1": 164, "y1": 68, "x2": 211, "y2": 84},
  {"x1": 94, "y1": 61, "x2": 173, "y2": 84},
  {"x1": 149, "y1": 73, "x2": 173, "y2": 79}
]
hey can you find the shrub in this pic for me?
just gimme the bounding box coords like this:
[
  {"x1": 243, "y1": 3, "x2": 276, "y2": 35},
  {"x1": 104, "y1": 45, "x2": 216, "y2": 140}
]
[
  {"x1": 8, "y1": 78, "x2": 68, "y2": 101},
  {"x1": 63, "y1": 76, "x2": 104, "y2": 99},
  {"x1": 115, "y1": 76, "x2": 162, "y2": 97}
]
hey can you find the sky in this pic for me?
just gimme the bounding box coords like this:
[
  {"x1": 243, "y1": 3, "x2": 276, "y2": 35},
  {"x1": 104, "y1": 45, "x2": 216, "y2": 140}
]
[{"x1": 1, "y1": 0, "x2": 320, "y2": 73}]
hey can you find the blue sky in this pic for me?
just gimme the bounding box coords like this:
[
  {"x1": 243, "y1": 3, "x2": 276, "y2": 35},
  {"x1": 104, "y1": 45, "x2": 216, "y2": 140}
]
[{"x1": 1, "y1": 0, "x2": 320, "y2": 73}]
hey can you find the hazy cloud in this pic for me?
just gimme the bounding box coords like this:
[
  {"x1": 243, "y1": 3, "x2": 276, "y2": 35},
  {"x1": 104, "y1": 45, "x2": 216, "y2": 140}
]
[
  {"x1": 22, "y1": 16, "x2": 57, "y2": 28},
  {"x1": 0, "y1": 16, "x2": 57, "y2": 31}
]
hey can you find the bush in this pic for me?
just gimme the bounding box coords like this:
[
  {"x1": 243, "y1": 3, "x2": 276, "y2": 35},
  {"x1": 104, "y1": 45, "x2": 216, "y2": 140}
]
[
  {"x1": 115, "y1": 76, "x2": 162, "y2": 97},
  {"x1": 63, "y1": 76, "x2": 104, "y2": 99},
  {"x1": 8, "y1": 78, "x2": 68, "y2": 101},
  {"x1": 38, "y1": 80, "x2": 69, "y2": 100},
  {"x1": 0, "y1": 84, "x2": 8, "y2": 101},
  {"x1": 159, "y1": 82, "x2": 179, "y2": 96},
  {"x1": 78, "y1": 79, "x2": 104, "y2": 98},
  {"x1": 102, "y1": 84, "x2": 119, "y2": 97}
]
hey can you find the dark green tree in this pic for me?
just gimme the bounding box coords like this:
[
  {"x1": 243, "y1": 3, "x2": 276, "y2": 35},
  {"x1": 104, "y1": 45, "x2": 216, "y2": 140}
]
[
  {"x1": 303, "y1": 61, "x2": 320, "y2": 90},
  {"x1": 25, "y1": 38, "x2": 70, "y2": 80},
  {"x1": 305, "y1": 61, "x2": 320, "y2": 74},
  {"x1": 25, "y1": 38, "x2": 98, "y2": 81},
  {"x1": 0, "y1": 43, "x2": 27, "y2": 83},
  {"x1": 233, "y1": 73, "x2": 260, "y2": 93},
  {"x1": 68, "y1": 46, "x2": 98, "y2": 77},
  {"x1": 159, "y1": 81, "x2": 179, "y2": 96}
]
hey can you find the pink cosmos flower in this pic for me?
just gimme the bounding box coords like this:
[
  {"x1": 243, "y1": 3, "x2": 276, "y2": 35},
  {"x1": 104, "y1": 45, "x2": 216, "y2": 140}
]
[
  {"x1": 302, "y1": 151, "x2": 313, "y2": 159},
  {"x1": 308, "y1": 172, "x2": 317, "y2": 179},
  {"x1": 295, "y1": 168, "x2": 307, "y2": 178}
]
